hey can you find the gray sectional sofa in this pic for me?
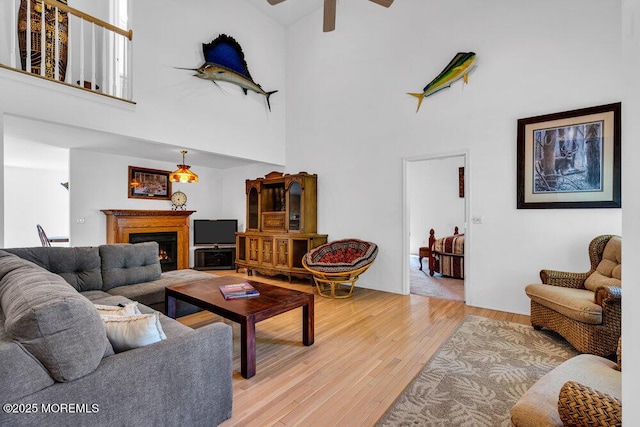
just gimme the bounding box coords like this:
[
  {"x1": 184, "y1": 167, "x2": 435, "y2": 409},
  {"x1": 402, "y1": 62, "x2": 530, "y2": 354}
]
[{"x1": 0, "y1": 242, "x2": 233, "y2": 426}]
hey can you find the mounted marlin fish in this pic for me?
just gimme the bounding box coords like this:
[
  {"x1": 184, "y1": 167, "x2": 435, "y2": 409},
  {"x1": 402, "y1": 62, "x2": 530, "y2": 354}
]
[
  {"x1": 177, "y1": 34, "x2": 278, "y2": 111},
  {"x1": 408, "y1": 52, "x2": 477, "y2": 112}
]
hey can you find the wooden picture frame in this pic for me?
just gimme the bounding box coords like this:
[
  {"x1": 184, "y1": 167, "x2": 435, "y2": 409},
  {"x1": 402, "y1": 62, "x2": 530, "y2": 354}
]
[
  {"x1": 516, "y1": 102, "x2": 621, "y2": 209},
  {"x1": 128, "y1": 166, "x2": 172, "y2": 200}
]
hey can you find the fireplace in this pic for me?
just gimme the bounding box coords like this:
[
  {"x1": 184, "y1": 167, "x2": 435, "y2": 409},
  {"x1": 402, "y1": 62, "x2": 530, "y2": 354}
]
[
  {"x1": 102, "y1": 210, "x2": 195, "y2": 270},
  {"x1": 129, "y1": 232, "x2": 178, "y2": 271}
]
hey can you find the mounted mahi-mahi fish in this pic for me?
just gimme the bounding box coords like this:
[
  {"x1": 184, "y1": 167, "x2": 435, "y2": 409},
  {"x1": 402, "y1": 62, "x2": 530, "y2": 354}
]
[
  {"x1": 408, "y1": 52, "x2": 477, "y2": 112},
  {"x1": 177, "y1": 34, "x2": 278, "y2": 111}
]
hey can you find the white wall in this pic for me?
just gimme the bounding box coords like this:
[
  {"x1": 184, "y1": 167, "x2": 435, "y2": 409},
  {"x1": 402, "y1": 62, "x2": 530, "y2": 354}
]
[
  {"x1": 3, "y1": 140, "x2": 70, "y2": 247},
  {"x1": 621, "y1": 0, "x2": 639, "y2": 420},
  {"x1": 408, "y1": 156, "x2": 465, "y2": 254},
  {"x1": 285, "y1": 0, "x2": 623, "y2": 314},
  {"x1": 0, "y1": 0, "x2": 286, "y2": 165},
  {"x1": 69, "y1": 149, "x2": 224, "y2": 266},
  {"x1": 4, "y1": 167, "x2": 69, "y2": 247}
]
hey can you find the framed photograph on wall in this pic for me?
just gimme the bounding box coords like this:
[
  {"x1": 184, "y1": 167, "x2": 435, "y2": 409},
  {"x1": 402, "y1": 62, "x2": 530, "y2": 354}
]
[
  {"x1": 128, "y1": 166, "x2": 172, "y2": 200},
  {"x1": 516, "y1": 102, "x2": 621, "y2": 209}
]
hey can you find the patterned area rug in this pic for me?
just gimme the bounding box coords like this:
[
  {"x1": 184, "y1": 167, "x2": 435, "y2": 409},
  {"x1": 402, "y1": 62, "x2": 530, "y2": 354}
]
[
  {"x1": 410, "y1": 255, "x2": 464, "y2": 302},
  {"x1": 377, "y1": 315, "x2": 579, "y2": 427}
]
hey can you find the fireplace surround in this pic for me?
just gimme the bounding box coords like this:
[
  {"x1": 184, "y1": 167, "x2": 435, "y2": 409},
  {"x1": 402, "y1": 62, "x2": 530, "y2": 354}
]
[{"x1": 102, "y1": 210, "x2": 195, "y2": 270}]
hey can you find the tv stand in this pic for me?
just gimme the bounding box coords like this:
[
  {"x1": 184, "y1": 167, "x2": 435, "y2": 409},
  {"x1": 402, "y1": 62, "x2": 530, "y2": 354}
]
[{"x1": 194, "y1": 247, "x2": 236, "y2": 270}]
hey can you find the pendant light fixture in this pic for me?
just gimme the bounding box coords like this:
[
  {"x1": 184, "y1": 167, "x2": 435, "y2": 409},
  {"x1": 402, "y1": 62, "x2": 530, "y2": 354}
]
[{"x1": 170, "y1": 150, "x2": 198, "y2": 183}]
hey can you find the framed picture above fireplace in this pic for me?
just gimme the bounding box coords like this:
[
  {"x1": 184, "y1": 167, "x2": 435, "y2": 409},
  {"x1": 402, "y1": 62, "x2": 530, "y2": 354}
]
[{"x1": 128, "y1": 166, "x2": 172, "y2": 200}]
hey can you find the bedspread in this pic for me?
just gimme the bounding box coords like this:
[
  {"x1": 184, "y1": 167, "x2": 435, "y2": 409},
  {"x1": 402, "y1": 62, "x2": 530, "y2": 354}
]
[{"x1": 434, "y1": 233, "x2": 464, "y2": 255}]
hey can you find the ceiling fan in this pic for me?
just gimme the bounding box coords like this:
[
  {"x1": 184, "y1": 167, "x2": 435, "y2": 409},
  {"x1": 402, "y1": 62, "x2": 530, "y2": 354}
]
[{"x1": 267, "y1": 0, "x2": 394, "y2": 32}]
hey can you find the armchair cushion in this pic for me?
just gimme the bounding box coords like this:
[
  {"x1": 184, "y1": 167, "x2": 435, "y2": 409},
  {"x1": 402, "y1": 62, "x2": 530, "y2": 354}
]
[
  {"x1": 584, "y1": 236, "x2": 621, "y2": 292},
  {"x1": 510, "y1": 354, "x2": 620, "y2": 427},
  {"x1": 525, "y1": 284, "x2": 602, "y2": 325}
]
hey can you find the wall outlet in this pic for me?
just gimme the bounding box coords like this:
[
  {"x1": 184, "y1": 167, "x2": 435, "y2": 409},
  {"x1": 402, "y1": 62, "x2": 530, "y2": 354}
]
[
  {"x1": 76, "y1": 218, "x2": 85, "y2": 224},
  {"x1": 471, "y1": 215, "x2": 483, "y2": 224}
]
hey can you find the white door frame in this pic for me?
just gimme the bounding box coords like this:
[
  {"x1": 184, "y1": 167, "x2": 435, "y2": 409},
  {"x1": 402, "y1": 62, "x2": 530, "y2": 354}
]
[{"x1": 402, "y1": 149, "x2": 470, "y2": 300}]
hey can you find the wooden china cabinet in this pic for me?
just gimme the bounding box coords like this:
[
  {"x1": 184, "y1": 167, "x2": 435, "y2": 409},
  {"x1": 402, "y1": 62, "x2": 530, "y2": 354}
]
[{"x1": 235, "y1": 171, "x2": 328, "y2": 281}]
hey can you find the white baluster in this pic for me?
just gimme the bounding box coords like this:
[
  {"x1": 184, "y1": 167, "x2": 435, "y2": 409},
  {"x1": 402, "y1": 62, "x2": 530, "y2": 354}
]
[
  {"x1": 79, "y1": 17, "x2": 84, "y2": 87},
  {"x1": 65, "y1": 12, "x2": 72, "y2": 84},
  {"x1": 40, "y1": 0, "x2": 45, "y2": 77},
  {"x1": 54, "y1": 5, "x2": 59, "y2": 81},
  {"x1": 10, "y1": 0, "x2": 17, "y2": 68},
  {"x1": 26, "y1": 0, "x2": 31, "y2": 72},
  {"x1": 91, "y1": 23, "x2": 96, "y2": 90},
  {"x1": 102, "y1": 26, "x2": 107, "y2": 93},
  {"x1": 127, "y1": 36, "x2": 132, "y2": 100}
]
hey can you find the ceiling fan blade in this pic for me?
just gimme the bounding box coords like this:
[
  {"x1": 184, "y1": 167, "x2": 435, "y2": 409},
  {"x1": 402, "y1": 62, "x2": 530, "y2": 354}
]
[
  {"x1": 323, "y1": 0, "x2": 336, "y2": 32},
  {"x1": 369, "y1": 0, "x2": 393, "y2": 7},
  {"x1": 266, "y1": 0, "x2": 287, "y2": 5}
]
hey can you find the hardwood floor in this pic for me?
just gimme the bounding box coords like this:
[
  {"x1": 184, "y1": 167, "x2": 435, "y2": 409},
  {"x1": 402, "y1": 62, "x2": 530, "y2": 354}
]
[{"x1": 178, "y1": 269, "x2": 530, "y2": 427}]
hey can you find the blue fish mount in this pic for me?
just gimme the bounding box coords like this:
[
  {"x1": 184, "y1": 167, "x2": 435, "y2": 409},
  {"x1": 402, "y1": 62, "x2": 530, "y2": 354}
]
[
  {"x1": 202, "y1": 34, "x2": 254, "y2": 87},
  {"x1": 177, "y1": 34, "x2": 278, "y2": 111}
]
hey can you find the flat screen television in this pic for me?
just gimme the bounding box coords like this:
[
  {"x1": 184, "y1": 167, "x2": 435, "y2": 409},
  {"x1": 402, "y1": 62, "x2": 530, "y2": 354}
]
[{"x1": 193, "y1": 219, "x2": 238, "y2": 246}]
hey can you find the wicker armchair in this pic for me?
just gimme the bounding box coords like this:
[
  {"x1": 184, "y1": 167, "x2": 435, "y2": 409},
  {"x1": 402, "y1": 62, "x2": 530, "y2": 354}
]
[
  {"x1": 302, "y1": 239, "x2": 378, "y2": 298},
  {"x1": 525, "y1": 235, "x2": 621, "y2": 357},
  {"x1": 511, "y1": 339, "x2": 621, "y2": 427}
]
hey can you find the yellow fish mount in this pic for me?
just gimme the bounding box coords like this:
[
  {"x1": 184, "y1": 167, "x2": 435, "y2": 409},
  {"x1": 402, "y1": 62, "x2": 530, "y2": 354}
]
[{"x1": 408, "y1": 52, "x2": 477, "y2": 112}]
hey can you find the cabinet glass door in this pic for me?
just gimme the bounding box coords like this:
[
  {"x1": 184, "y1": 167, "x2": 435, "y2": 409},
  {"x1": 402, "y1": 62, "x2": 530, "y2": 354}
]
[
  {"x1": 289, "y1": 182, "x2": 301, "y2": 231},
  {"x1": 248, "y1": 188, "x2": 259, "y2": 230}
]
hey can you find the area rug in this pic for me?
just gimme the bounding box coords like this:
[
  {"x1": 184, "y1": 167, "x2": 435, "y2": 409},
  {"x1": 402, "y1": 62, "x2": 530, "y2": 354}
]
[
  {"x1": 377, "y1": 315, "x2": 579, "y2": 427},
  {"x1": 410, "y1": 255, "x2": 464, "y2": 302}
]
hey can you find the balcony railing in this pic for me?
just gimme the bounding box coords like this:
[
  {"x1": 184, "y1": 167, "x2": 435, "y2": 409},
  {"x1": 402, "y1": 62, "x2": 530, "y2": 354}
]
[{"x1": 2, "y1": 0, "x2": 133, "y2": 101}]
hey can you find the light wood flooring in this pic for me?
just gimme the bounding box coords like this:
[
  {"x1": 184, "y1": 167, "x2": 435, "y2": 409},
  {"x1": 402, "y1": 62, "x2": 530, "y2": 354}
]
[{"x1": 178, "y1": 269, "x2": 530, "y2": 427}]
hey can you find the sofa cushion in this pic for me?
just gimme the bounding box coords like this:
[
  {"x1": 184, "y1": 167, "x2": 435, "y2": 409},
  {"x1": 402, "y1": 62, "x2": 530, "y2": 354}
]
[
  {"x1": 3, "y1": 246, "x2": 103, "y2": 292},
  {"x1": 525, "y1": 284, "x2": 602, "y2": 325},
  {"x1": 0, "y1": 251, "x2": 109, "y2": 382},
  {"x1": 106, "y1": 269, "x2": 214, "y2": 315},
  {"x1": 510, "y1": 354, "x2": 620, "y2": 427},
  {"x1": 0, "y1": 311, "x2": 55, "y2": 402},
  {"x1": 95, "y1": 301, "x2": 141, "y2": 316},
  {"x1": 82, "y1": 293, "x2": 193, "y2": 338},
  {"x1": 584, "y1": 236, "x2": 621, "y2": 292},
  {"x1": 99, "y1": 243, "x2": 162, "y2": 291},
  {"x1": 101, "y1": 313, "x2": 167, "y2": 353}
]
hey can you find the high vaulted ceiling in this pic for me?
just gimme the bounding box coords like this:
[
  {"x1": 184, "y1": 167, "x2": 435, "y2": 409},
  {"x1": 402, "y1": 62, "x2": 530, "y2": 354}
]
[{"x1": 244, "y1": 0, "x2": 323, "y2": 27}]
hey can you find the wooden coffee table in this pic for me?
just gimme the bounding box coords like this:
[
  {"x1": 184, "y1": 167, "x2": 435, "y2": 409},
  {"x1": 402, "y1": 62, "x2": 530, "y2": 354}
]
[{"x1": 165, "y1": 276, "x2": 314, "y2": 379}]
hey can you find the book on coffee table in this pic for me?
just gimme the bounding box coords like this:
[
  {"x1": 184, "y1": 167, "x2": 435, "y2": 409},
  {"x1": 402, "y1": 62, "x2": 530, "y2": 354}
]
[{"x1": 219, "y1": 283, "x2": 260, "y2": 300}]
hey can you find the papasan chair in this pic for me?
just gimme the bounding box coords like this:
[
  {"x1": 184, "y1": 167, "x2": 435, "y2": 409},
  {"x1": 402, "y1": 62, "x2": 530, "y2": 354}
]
[{"x1": 302, "y1": 239, "x2": 378, "y2": 298}]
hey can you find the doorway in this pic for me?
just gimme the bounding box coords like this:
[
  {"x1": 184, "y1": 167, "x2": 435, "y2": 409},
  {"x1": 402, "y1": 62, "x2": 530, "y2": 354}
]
[
  {"x1": 3, "y1": 139, "x2": 70, "y2": 248},
  {"x1": 403, "y1": 151, "x2": 468, "y2": 301}
]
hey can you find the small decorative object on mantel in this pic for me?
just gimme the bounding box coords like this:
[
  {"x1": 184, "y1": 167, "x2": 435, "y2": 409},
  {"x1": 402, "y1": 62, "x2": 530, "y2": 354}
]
[
  {"x1": 407, "y1": 52, "x2": 477, "y2": 112},
  {"x1": 170, "y1": 191, "x2": 187, "y2": 210},
  {"x1": 516, "y1": 102, "x2": 621, "y2": 209},
  {"x1": 128, "y1": 166, "x2": 172, "y2": 200},
  {"x1": 170, "y1": 150, "x2": 198, "y2": 183},
  {"x1": 175, "y1": 34, "x2": 278, "y2": 111}
]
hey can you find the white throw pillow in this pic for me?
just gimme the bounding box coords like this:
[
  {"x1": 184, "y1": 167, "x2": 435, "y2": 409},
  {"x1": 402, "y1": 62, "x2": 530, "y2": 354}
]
[
  {"x1": 94, "y1": 302, "x2": 141, "y2": 317},
  {"x1": 101, "y1": 313, "x2": 167, "y2": 353}
]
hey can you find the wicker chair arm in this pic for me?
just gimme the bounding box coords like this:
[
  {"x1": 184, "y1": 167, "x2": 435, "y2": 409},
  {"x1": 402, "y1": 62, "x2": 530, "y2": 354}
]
[
  {"x1": 539, "y1": 269, "x2": 590, "y2": 288},
  {"x1": 594, "y1": 285, "x2": 622, "y2": 307},
  {"x1": 558, "y1": 381, "x2": 621, "y2": 426}
]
